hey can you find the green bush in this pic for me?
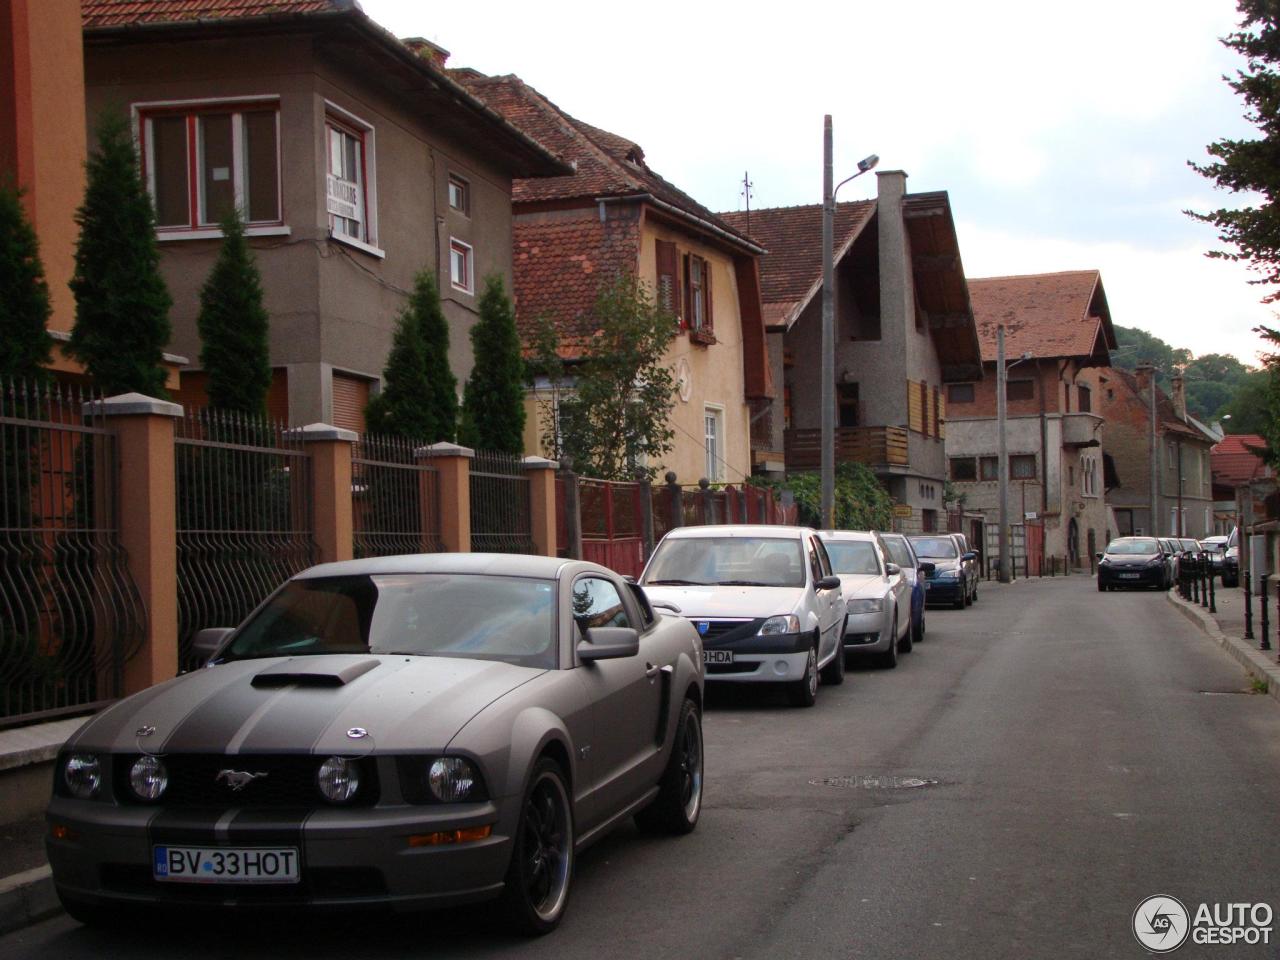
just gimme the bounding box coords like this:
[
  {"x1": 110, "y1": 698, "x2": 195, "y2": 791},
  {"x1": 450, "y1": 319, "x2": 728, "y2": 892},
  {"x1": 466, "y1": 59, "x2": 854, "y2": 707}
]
[{"x1": 750, "y1": 461, "x2": 894, "y2": 531}]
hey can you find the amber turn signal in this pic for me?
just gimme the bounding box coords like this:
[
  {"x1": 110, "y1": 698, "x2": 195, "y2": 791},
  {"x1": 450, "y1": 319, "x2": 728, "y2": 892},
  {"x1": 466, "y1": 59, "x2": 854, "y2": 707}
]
[
  {"x1": 407, "y1": 824, "x2": 493, "y2": 847},
  {"x1": 50, "y1": 824, "x2": 78, "y2": 841}
]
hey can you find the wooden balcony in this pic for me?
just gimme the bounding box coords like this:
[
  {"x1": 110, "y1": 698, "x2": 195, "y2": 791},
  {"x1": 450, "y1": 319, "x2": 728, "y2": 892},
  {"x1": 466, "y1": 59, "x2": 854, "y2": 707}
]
[{"x1": 784, "y1": 426, "x2": 910, "y2": 471}]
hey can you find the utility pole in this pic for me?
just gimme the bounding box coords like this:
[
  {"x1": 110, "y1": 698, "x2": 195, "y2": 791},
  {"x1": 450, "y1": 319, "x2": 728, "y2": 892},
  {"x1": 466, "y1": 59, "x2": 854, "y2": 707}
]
[
  {"x1": 997, "y1": 325, "x2": 1010, "y2": 583},
  {"x1": 820, "y1": 116, "x2": 835, "y2": 529},
  {"x1": 1143, "y1": 364, "x2": 1158, "y2": 536},
  {"x1": 741, "y1": 171, "x2": 754, "y2": 236},
  {"x1": 1176, "y1": 438, "x2": 1184, "y2": 537}
]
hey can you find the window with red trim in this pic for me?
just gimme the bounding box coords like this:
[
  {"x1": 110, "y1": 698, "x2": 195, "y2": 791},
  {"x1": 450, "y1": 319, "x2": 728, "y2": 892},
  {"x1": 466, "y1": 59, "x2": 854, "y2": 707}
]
[{"x1": 141, "y1": 105, "x2": 281, "y2": 231}]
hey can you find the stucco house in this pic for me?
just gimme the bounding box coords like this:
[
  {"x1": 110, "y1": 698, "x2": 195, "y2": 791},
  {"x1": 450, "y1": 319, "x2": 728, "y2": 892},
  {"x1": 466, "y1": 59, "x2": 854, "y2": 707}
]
[
  {"x1": 81, "y1": 0, "x2": 568, "y2": 429},
  {"x1": 719, "y1": 172, "x2": 982, "y2": 533},
  {"x1": 945, "y1": 271, "x2": 1117, "y2": 570},
  {"x1": 452, "y1": 70, "x2": 772, "y2": 483}
]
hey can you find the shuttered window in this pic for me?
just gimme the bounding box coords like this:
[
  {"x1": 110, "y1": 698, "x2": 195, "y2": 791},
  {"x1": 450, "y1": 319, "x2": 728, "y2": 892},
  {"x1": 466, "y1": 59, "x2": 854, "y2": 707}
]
[
  {"x1": 937, "y1": 390, "x2": 946, "y2": 439},
  {"x1": 656, "y1": 239, "x2": 679, "y2": 319},
  {"x1": 907, "y1": 380, "x2": 924, "y2": 433},
  {"x1": 331, "y1": 372, "x2": 370, "y2": 434}
]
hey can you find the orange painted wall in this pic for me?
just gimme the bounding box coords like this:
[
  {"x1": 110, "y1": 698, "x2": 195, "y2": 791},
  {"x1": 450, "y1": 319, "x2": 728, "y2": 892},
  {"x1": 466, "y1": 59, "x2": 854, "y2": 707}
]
[{"x1": 0, "y1": 0, "x2": 87, "y2": 334}]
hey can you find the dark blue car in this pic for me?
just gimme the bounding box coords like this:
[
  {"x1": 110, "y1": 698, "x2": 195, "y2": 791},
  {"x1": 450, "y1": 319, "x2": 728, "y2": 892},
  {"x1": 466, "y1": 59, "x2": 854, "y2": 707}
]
[{"x1": 878, "y1": 532, "x2": 932, "y2": 646}]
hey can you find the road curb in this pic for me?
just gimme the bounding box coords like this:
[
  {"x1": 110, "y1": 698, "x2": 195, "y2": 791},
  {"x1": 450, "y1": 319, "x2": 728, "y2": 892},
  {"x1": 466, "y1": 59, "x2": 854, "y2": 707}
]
[
  {"x1": 0, "y1": 865, "x2": 58, "y2": 934},
  {"x1": 1165, "y1": 590, "x2": 1280, "y2": 706}
]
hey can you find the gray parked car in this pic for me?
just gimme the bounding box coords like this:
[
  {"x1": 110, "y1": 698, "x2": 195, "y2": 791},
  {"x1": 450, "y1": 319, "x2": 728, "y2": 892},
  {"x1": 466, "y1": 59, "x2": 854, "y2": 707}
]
[{"x1": 46, "y1": 554, "x2": 705, "y2": 935}]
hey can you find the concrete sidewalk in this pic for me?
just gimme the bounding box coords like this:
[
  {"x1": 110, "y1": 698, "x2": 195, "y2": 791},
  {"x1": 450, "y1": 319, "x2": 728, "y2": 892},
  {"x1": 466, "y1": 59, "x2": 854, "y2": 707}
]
[{"x1": 1166, "y1": 583, "x2": 1280, "y2": 705}]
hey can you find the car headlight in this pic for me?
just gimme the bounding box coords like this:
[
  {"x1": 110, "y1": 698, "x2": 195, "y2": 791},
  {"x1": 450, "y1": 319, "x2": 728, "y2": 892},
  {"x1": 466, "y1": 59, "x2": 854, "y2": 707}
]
[
  {"x1": 129, "y1": 755, "x2": 168, "y2": 801},
  {"x1": 935, "y1": 569, "x2": 959, "y2": 580},
  {"x1": 317, "y1": 756, "x2": 361, "y2": 803},
  {"x1": 757, "y1": 614, "x2": 800, "y2": 636},
  {"x1": 845, "y1": 598, "x2": 884, "y2": 614},
  {"x1": 1147, "y1": 556, "x2": 1164, "y2": 566},
  {"x1": 63, "y1": 754, "x2": 102, "y2": 800},
  {"x1": 428, "y1": 757, "x2": 482, "y2": 803}
]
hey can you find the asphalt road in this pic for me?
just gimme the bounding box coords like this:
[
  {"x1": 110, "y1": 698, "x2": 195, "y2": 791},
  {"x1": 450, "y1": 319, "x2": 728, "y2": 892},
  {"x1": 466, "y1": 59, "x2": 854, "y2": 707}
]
[{"x1": 6, "y1": 577, "x2": 1280, "y2": 959}]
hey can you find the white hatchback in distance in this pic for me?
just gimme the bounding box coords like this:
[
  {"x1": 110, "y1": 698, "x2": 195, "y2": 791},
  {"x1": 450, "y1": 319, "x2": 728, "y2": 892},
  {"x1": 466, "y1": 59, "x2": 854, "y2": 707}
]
[
  {"x1": 819, "y1": 531, "x2": 912, "y2": 669},
  {"x1": 639, "y1": 525, "x2": 846, "y2": 707}
]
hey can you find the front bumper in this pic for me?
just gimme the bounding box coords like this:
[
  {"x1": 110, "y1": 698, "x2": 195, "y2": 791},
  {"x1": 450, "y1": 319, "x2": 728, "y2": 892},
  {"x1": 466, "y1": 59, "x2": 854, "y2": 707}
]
[
  {"x1": 46, "y1": 795, "x2": 514, "y2": 911},
  {"x1": 701, "y1": 629, "x2": 812, "y2": 684},
  {"x1": 923, "y1": 578, "x2": 964, "y2": 604},
  {"x1": 1098, "y1": 564, "x2": 1164, "y2": 588},
  {"x1": 842, "y1": 611, "x2": 890, "y2": 654}
]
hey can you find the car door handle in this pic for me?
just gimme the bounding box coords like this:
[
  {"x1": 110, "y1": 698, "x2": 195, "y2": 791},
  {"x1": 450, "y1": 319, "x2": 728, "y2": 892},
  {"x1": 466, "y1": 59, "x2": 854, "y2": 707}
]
[{"x1": 645, "y1": 663, "x2": 671, "y2": 679}]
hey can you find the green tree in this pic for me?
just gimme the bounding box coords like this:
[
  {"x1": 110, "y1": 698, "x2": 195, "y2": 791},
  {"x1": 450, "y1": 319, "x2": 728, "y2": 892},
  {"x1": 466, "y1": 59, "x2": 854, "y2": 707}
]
[
  {"x1": 458, "y1": 275, "x2": 525, "y2": 453},
  {"x1": 365, "y1": 269, "x2": 457, "y2": 440},
  {"x1": 1220, "y1": 367, "x2": 1276, "y2": 433},
  {"x1": 1187, "y1": 1, "x2": 1280, "y2": 299},
  {"x1": 69, "y1": 111, "x2": 172, "y2": 397},
  {"x1": 530, "y1": 275, "x2": 677, "y2": 480},
  {"x1": 1248, "y1": 326, "x2": 1280, "y2": 465},
  {"x1": 750, "y1": 462, "x2": 893, "y2": 532},
  {"x1": 196, "y1": 213, "x2": 271, "y2": 417},
  {"x1": 0, "y1": 182, "x2": 53, "y2": 384}
]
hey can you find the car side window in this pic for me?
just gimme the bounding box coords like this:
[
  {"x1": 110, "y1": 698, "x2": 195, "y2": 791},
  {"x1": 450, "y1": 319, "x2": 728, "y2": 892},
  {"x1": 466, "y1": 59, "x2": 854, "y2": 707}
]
[{"x1": 572, "y1": 577, "x2": 632, "y2": 635}]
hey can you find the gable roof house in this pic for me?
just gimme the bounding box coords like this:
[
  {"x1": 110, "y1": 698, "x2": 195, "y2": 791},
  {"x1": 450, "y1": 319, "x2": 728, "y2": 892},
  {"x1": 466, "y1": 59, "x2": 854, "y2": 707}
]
[
  {"x1": 452, "y1": 71, "x2": 772, "y2": 485},
  {"x1": 719, "y1": 172, "x2": 981, "y2": 534},
  {"x1": 946, "y1": 270, "x2": 1117, "y2": 570},
  {"x1": 80, "y1": 0, "x2": 568, "y2": 429},
  {"x1": 1211, "y1": 433, "x2": 1274, "y2": 533},
  {"x1": 1098, "y1": 365, "x2": 1220, "y2": 539}
]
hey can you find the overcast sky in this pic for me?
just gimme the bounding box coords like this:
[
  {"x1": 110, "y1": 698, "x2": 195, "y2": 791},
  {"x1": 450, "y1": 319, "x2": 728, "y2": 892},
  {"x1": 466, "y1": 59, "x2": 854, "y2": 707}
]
[{"x1": 364, "y1": 0, "x2": 1268, "y2": 365}]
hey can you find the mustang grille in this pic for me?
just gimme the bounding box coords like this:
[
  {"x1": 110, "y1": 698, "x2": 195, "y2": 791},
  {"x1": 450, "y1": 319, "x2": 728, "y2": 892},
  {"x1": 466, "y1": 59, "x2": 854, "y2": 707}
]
[{"x1": 114, "y1": 754, "x2": 380, "y2": 808}]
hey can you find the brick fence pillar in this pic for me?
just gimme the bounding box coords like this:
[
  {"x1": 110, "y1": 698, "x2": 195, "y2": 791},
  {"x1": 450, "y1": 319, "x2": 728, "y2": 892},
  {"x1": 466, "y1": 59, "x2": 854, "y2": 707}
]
[
  {"x1": 523, "y1": 456, "x2": 559, "y2": 558},
  {"x1": 427, "y1": 442, "x2": 474, "y2": 552},
  {"x1": 88, "y1": 393, "x2": 182, "y2": 694},
  {"x1": 293, "y1": 423, "x2": 357, "y2": 564}
]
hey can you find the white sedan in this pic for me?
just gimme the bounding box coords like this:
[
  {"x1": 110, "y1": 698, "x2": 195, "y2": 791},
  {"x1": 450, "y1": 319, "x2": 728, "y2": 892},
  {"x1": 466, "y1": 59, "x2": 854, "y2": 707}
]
[{"x1": 819, "y1": 531, "x2": 912, "y2": 669}]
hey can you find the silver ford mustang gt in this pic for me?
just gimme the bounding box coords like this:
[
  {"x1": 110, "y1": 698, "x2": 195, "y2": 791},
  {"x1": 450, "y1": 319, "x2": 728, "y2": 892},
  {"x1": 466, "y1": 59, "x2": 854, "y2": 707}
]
[{"x1": 46, "y1": 554, "x2": 705, "y2": 935}]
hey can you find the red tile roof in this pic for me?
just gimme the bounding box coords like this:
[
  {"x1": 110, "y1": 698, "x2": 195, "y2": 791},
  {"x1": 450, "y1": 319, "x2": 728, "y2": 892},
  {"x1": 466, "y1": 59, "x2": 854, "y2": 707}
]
[
  {"x1": 453, "y1": 72, "x2": 759, "y2": 252},
  {"x1": 967, "y1": 271, "x2": 1116, "y2": 364},
  {"x1": 513, "y1": 214, "x2": 641, "y2": 357},
  {"x1": 1212, "y1": 433, "x2": 1272, "y2": 487},
  {"x1": 82, "y1": 0, "x2": 346, "y2": 26},
  {"x1": 717, "y1": 202, "x2": 875, "y2": 326}
]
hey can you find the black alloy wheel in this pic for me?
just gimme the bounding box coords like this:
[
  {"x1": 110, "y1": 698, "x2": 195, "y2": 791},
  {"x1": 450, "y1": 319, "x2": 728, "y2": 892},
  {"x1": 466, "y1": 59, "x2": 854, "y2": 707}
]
[{"x1": 502, "y1": 758, "x2": 574, "y2": 935}]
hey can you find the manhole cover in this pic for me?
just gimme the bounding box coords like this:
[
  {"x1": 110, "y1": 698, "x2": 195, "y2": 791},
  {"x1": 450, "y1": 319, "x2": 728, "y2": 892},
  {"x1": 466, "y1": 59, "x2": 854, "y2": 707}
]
[{"x1": 810, "y1": 775, "x2": 940, "y2": 790}]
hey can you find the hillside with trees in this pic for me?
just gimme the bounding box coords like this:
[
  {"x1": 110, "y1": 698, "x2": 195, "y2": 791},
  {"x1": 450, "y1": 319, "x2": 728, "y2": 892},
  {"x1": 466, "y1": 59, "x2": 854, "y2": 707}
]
[{"x1": 1109, "y1": 324, "x2": 1269, "y2": 433}]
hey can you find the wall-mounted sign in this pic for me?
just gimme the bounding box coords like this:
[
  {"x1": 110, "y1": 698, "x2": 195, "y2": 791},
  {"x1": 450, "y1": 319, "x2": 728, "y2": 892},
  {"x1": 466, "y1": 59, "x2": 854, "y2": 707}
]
[{"x1": 893, "y1": 504, "x2": 913, "y2": 518}]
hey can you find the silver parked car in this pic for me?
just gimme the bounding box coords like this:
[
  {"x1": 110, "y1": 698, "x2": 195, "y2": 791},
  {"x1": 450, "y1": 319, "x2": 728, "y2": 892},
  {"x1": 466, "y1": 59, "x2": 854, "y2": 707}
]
[
  {"x1": 46, "y1": 554, "x2": 705, "y2": 935},
  {"x1": 640, "y1": 525, "x2": 845, "y2": 706},
  {"x1": 820, "y1": 531, "x2": 913, "y2": 669}
]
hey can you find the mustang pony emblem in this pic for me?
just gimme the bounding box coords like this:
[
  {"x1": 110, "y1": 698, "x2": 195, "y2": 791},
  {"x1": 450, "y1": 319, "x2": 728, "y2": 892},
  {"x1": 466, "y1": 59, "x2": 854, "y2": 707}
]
[{"x1": 216, "y1": 769, "x2": 269, "y2": 791}]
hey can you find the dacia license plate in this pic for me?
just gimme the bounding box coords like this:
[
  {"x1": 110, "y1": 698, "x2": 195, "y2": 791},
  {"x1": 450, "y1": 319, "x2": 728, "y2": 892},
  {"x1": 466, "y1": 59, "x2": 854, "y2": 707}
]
[
  {"x1": 703, "y1": 649, "x2": 734, "y2": 665},
  {"x1": 153, "y1": 845, "x2": 300, "y2": 884}
]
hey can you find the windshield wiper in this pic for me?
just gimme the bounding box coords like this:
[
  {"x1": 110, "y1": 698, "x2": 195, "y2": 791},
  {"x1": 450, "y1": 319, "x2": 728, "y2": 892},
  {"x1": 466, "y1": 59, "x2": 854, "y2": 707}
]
[
  {"x1": 645, "y1": 578, "x2": 708, "y2": 586},
  {"x1": 713, "y1": 580, "x2": 773, "y2": 586}
]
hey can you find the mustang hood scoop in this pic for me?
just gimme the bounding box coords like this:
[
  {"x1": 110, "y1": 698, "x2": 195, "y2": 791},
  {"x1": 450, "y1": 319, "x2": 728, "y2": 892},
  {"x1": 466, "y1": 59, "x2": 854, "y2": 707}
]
[{"x1": 251, "y1": 656, "x2": 381, "y2": 688}]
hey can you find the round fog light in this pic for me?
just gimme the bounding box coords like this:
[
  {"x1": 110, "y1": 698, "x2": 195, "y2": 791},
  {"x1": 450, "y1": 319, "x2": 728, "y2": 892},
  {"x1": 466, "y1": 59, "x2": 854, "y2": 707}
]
[
  {"x1": 318, "y1": 756, "x2": 361, "y2": 803},
  {"x1": 774, "y1": 660, "x2": 789, "y2": 676},
  {"x1": 129, "y1": 755, "x2": 168, "y2": 801}
]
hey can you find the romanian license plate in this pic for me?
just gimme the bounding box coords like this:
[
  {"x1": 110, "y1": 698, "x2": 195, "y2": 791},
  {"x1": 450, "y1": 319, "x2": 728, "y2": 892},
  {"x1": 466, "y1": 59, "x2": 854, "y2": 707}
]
[
  {"x1": 703, "y1": 649, "x2": 734, "y2": 665},
  {"x1": 153, "y1": 846, "x2": 300, "y2": 884},
  {"x1": 1119, "y1": 573, "x2": 1141, "y2": 579}
]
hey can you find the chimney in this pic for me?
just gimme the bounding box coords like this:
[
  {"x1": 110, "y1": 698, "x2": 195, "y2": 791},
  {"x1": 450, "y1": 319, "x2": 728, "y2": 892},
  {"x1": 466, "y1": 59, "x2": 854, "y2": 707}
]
[
  {"x1": 1171, "y1": 371, "x2": 1187, "y2": 421},
  {"x1": 402, "y1": 37, "x2": 450, "y2": 68},
  {"x1": 876, "y1": 170, "x2": 911, "y2": 355},
  {"x1": 1134, "y1": 363, "x2": 1154, "y2": 393}
]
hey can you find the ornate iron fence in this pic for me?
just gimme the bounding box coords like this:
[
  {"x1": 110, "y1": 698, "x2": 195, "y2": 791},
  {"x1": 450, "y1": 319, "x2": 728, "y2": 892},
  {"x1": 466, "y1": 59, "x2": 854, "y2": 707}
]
[
  {"x1": 0, "y1": 380, "x2": 145, "y2": 727},
  {"x1": 352, "y1": 435, "x2": 442, "y2": 558},
  {"x1": 470, "y1": 449, "x2": 534, "y2": 554},
  {"x1": 175, "y1": 409, "x2": 315, "y2": 670}
]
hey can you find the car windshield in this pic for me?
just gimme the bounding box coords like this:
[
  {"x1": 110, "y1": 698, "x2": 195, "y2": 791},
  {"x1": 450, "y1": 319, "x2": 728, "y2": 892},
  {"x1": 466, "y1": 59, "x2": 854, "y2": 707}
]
[
  {"x1": 222, "y1": 574, "x2": 557, "y2": 668},
  {"x1": 1179, "y1": 539, "x2": 1199, "y2": 551},
  {"x1": 1106, "y1": 539, "x2": 1159, "y2": 555},
  {"x1": 644, "y1": 536, "x2": 805, "y2": 588},
  {"x1": 882, "y1": 538, "x2": 914, "y2": 569},
  {"x1": 908, "y1": 537, "x2": 957, "y2": 559},
  {"x1": 822, "y1": 540, "x2": 881, "y2": 575},
  {"x1": 1201, "y1": 541, "x2": 1226, "y2": 553}
]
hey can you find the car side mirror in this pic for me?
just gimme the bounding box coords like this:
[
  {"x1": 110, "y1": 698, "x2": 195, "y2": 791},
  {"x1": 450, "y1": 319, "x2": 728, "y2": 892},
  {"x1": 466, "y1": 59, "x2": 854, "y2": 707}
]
[
  {"x1": 191, "y1": 627, "x2": 234, "y2": 666},
  {"x1": 577, "y1": 627, "x2": 640, "y2": 662},
  {"x1": 919, "y1": 561, "x2": 936, "y2": 574},
  {"x1": 962, "y1": 551, "x2": 977, "y2": 562},
  {"x1": 1095, "y1": 552, "x2": 1103, "y2": 561},
  {"x1": 885, "y1": 562, "x2": 901, "y2": 576},
  {"x1": 816, "y1": 575, "x2": 841, "y2": 591}
]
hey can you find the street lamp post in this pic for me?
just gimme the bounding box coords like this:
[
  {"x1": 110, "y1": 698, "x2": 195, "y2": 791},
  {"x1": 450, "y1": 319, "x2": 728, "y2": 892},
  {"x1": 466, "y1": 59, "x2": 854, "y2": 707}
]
[
  {"x1": 995, "y1": 327, "x2": 1031, "y2": 583},
  {"x1": 820, "y1": 115, "x2": 877, "y2": 529}
]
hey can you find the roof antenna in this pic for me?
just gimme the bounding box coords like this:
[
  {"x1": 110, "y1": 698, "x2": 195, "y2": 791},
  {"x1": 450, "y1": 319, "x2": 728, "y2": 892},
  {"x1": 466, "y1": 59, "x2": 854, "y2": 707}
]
[{"x1": 740, "y1": 170, "x2": 754, "y2": 234}]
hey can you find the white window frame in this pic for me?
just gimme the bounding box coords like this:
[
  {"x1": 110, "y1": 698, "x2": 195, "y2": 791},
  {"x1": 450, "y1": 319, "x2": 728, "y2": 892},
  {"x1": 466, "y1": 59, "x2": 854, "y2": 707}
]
[
  {"x1": 132, "y1": 95, "x2": 289, "y2": 241},
  {"x1": 449, "y1": 237, "x2": 474, "y2": 294},
  {"x1": 703, "y1": 404, "x2": 725, "y2": 482},
  {"x1": 323, "y1": 99, "x2": 381, "y2": 258},
  {"x1": 448, "y1": 173, "x2": 470, "y2": 217}
]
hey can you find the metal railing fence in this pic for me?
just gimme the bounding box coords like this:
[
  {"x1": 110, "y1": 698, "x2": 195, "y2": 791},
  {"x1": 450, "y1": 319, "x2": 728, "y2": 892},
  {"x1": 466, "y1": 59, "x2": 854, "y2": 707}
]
[
  {"x1": 352, "y1": 435, "x2": 442, "y2": 558},
  {"x1": 470, "y1": 449, "x2": 535, "y2": 554}
]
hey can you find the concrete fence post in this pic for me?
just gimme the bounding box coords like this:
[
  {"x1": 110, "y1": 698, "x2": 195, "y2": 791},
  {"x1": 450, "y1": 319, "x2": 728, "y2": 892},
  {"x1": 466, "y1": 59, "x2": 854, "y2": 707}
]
[
  {"x1": 665, "y1": 471, "x2": 682, "y2": 529},
  {"x1": 292, "y1": 423, "x2": 357, "y2": 564},
  {"x1": 523, "y1": 456, "x2": 559, "y2": 558},
  {"x1": 562, "y1": 466, "x2": 583, "y2": 561},
  {"x1": 699, "y1": 477, "x2": 714, "y2": 525},
  {"x1": 427, "y1": 442, "x2": 474, "y2": 552},
  {"x1": 88, "y1": 393, "x2": 182, "y2": 694},
  {"x1": 637, "y1": 467, "x2": 655, "y2": 560}
]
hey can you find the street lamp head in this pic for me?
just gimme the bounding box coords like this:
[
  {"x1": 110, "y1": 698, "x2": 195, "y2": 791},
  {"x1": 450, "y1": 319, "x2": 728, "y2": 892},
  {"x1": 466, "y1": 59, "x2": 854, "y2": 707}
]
[{"x1": 857, "y1": 154, "x2": 880, "y2": 173}]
